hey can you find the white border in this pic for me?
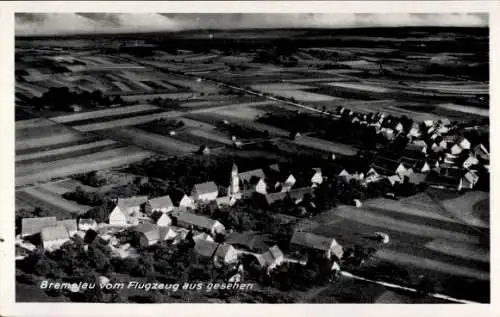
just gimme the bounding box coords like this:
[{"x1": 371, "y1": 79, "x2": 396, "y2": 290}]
[{"x1": 1, "y1": 2, "x2": 498, "y2": 317}]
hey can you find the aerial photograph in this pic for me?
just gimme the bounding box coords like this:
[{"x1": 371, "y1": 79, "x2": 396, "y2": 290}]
[{"x1": 14, "y1": 13, "x2": 489, "y2": 303}]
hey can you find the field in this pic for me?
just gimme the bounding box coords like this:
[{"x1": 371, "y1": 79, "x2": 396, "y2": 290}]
[
  {"x1": 440, "y1": 191, "x2": 490, "y2": 228},
  {"x1": 305, "y1": 191, "x2": 490, "y2": 302}
]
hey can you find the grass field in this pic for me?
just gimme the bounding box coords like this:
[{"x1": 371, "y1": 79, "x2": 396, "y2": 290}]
[
  {"x1": 188, "y1": 129, "x2": 233, "y2": 146},
  {"x1": 16, "y1": 146, "x2": 152, "y2": 187},
  {"x1": 16, "y1": 140, "x2": 119, "y2": 164},
  {"x1": 50, "y1": 104, "x2": 159, "y2": 123},
  {"x1": 441, "y1": 191, "x2": 489, "y2": 228},
  {"x1": 98, "y1": 127, "x2": 199, "y2": 155},
  {"x1": 73, "y1": 111, "x2": 183, "y2": 132},
  {"x1": 16, "y1": 133, "x2": 86, "y2": 152},
  {"x1": 292, "y1": 136, "x2": 357, "y2": 156}
]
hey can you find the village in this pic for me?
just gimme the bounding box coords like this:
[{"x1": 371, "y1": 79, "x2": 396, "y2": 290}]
[{"x1": 15, "y1": 101, "x2": 489, "y2": 301}]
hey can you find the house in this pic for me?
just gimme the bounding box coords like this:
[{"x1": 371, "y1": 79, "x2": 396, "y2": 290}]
[
  {"x1": 264, "y1": 187, "x2": 313, "y2": 206},
  {"x1": 78, "y1": 219, "x2": 97, "y2": 231},
  {"x1": 338, "y1": 169, "x2": 364, "y2": 182},
  {"x1": 239, "y1": 169, "x2": 267, "y2": 194},
  {"x1": 148, "y1": 195, "x2": 174, "y2": 213},
  {"x1": 457, "y1": 137, "x2": 471, "y2": 150},
  {"x1": 290, "y1": 231, "x2": 344, "y2": 260},
  {"x1": 108, "y1": 196, "x2": 148, "y2": 226},
  {"x1": 463, "y1": 155, "x2": 479, "y2": 169},
  {"x1": 194, "y1": 240, "x2": 238, "y2": 264},
  {"x1": 379, "y1": 128, "x2": 395, "y2": 140},
  {"x1": 191, "y1": 181, "x2": 219, "y2": 202},
  {"x1": 281, "y1": 174, "x2": 297, "y2": 192},
  {"x1": 405, "y1": 143, "x2": 427, "y2": 157},
  {"x1": 215, "y1": 196, "x2": 237, "y2": 208},
  {"x1": 394, "y1": 122, "x2": 404, "y2": 133},
  {"x1": 461, "y1": 171, "x2": 480, "y2": 190},
  {"x1": 474, "y1": 144, "x2": 489, "y2": 161},
  {"x1": 21, "y1": 216, "x2": 57, "y2": 238},
  {"x1": 310, "y1": 168, "x2": 323, "y2": 186},
  {"x1": 255, "y1": 245, "x2": 285, "y2": 271},
  {"x1": 426, "y1": 170, "x2": 463, "y2": 191},
  {"x1": 41, "y1": 225, "x2": 70, "y2": 252},
  {"x1": 363, "y1": 168, "x2": 382, "y2": 184},
  {"x1": 407, "y1": 126, "x2": 421, "y2": 138},
  {"x1": 423, "y1": 120, "x2": 434, "y2": 128},
  {"x1": 159, "y1": 227, "x2": 177, "y2": 241},
  {"x1": 178, "y1": 194, "x2": 195, "y2": 209},
  {"x1": 193, "y1": 232, "x2": 214, "y2": 242},
  {"x1": 198, "y1": 145, "x2": 211, "y2": 155},
  {"x1": 57, "y1": 219, "x2": 78, "y2": 237},
  {"x1": 225, "y1": 231, "x2": 274, "y2": 253},
  {"x1": 430, "y1": 143, "x2": 441, "y2": 153},
  {"x1": 414, "y1": 161, "x2": 431, "y2": 173},
  {"x1": 408, "y1": 173, "x2": 427, "y2": 185},
  {"x1": 173, "y1": 211, "x2": 225, "y2": 236},
  {"x1": 151, "y1": 211, "x2": 172, "y2": 227},
  {"x1": 134, "y1": 223, "x2": 160, "y2": 247},
  {"x1": 387, "y1": 175, "x2": 402, "y2": 186}
]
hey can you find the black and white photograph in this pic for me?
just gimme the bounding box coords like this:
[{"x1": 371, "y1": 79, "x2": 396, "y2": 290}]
[{"x1": 9, "y1": 8, "x2": 491, "y2": 306}]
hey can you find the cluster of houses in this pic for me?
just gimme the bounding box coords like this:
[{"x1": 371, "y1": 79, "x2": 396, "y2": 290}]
[
  {"x1": 16, "y1": 162, "x2": 343, "y2": 274},
  {"x1": 337, "y1": 107, "x2": 489, "y2": 192}
]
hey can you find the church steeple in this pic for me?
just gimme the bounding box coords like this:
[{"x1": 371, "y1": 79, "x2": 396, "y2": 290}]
[{"x1": 229, "y1": 163, "x2": 240, "y2": 197}]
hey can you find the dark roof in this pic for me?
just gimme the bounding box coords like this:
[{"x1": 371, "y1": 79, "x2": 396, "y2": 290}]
[
  {"x1": 239, "y1": 169, "x2": 266, "y2": 183},
  {"x1": 174, "y1": 211, "x2": 222, "y2": 231},
  {"x1": 290, "y1": 231, "x2": 339, "y2": 252},
  {"x1": 225, "y1": 231, "x2": 274, "y2": 253},
  {"x1": 116, "y1": 196, "x2": 148, "y2": 210},
  {"x1": 371, "y1": 157, "x2": 403, "y2": 175},
  {"x1": 264, "y1": 187, "x2": 313, "y2": 205}
]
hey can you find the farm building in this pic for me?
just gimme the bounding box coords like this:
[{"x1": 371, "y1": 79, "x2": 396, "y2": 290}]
[
  {"x1": 194, "y1": 240, "x2": 238, "y2": 265},
  {"x1": 371, "y1": 157, "x2": 408, "y2": 176},
  {"x1": 151, "y1": 211, "x2": 172, "y2": 227},
  {"x1": 193, "y1": 232, "x2": 214, "y2": 242},
  {"x1": 290, "y1": 231, "x2": 344, "y2": 260},
  {"x1": 21, "y1": 216, "x2": 57, "y2": 238},
  {"x1": 225, "y1": 231, "x2": 274, "y2": 253},
  {"x1": 57, "y1": 219, "x2": 78, "y2": 237},
  {"x1": 172, "y1": 211, "x2": 225, "y2": 236},
  {"x1": 134, "y1": 223, "x2": 160, "y2": 247},
  {"x1": 310, "y1": 168, "x2": 323, "y2": 186},
  {"x1": 263, "y1": 187, "x2": 313, "y2": 206},
  {"x1": 255, "y1": 245, "x2": 285, "y2": 271},
  {"x1": 191, "y1": 181, "x2": 219, "y2": 202},
  {"x1": 215, "y1": 196, "x2": 238, "y2": 208},
  {"x1": 338, "y1": 169, "x2": 364, "y2": 182},
  {"x1": 159, "y1": 227, "x2": 177, "y2": 241},
  {"x1": 363, "y1": 168, "x2": 382, "y2": 184},
  {"x1": 463, "y1": 155, "x2": 480, "y2": 169},
  {"x1": 78, "y1": 219, "x2": 97, "y2": 231},
  {"x1": 148, "y1": 195, "x2": 174, "y2": 213},
  {"x1": 178, "y1": 194, "x2": 195, "y2": 209},
  {"x1": 109, "y1": 196, "x2": 149, "y2": 226},
  {"x1": 281, "y1": 174, "x2": 297, "y2": 192},
  {"x1": 41, "y1": 225, "x2": 70, "y2": 252}
]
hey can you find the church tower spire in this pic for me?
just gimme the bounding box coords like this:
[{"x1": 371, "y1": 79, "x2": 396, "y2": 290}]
[{"x1": 229, "y1": 163, "x2": 240, "y2": 196}]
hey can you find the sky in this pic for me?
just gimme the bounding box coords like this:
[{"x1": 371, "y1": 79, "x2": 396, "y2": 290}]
[{"x1": 15, "y1": 13, "x2": 488, "y2": 36}]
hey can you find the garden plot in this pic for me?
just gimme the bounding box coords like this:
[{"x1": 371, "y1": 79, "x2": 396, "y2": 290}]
[{"x1": 22, "y1": 186, "x2": 89, "y2": 214}]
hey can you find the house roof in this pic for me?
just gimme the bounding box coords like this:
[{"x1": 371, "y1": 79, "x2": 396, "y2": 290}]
[
  {"x1": 174, "y1": 211, "x2": 221, "y2": 231},
  {"x1": 57, "y1": 219, "x2": 77, "y2": 233},
  {"x1": 290, "y1": 231, "x2": 338, "y2": 252},
  {"x1": 116, "y1": 196, "x2": 148, "y2": 210},
  {"x1": 149, "y1": 195, "x2": 174, "y2": 210},
  {"x1": 264, "y1": 187, "x2": 313, "y2": 205},
  {"x1": 239, "y1": 169, "x2": 266, "y2": 183},
  {"x1": 21, "y1": 216, "x2": 57, "y2": 236},
  {"x1": 269, "y1": 164, "x2": 280, "y2": 172},
  {"x1": 159, "y1": 227, "x2": 176, "y2": 240},
  {"x1": 41, "y1": 225, "x2": 69, "y2": 242},
  {"x1": 134, "y1": 223, "x2": 160, "y2": 242},
  {"x1": 79, "y1": 218, "x2": 97, "y2": 225},
  {"x1": 257, "y1": 245, "x2": 285, "y2": 267},
  {"x1": 193, "y1": 181, "x2": 218, "y2": 195},
  {"x1": 226, "y1": 232, "x2": 274, "y2": 252},
  {"x1": 408, "y1": 173, "x2": 427, "y2": 184},
  {"x1": 194, "y1": 240, "x2": 234, "y2": 259}
]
